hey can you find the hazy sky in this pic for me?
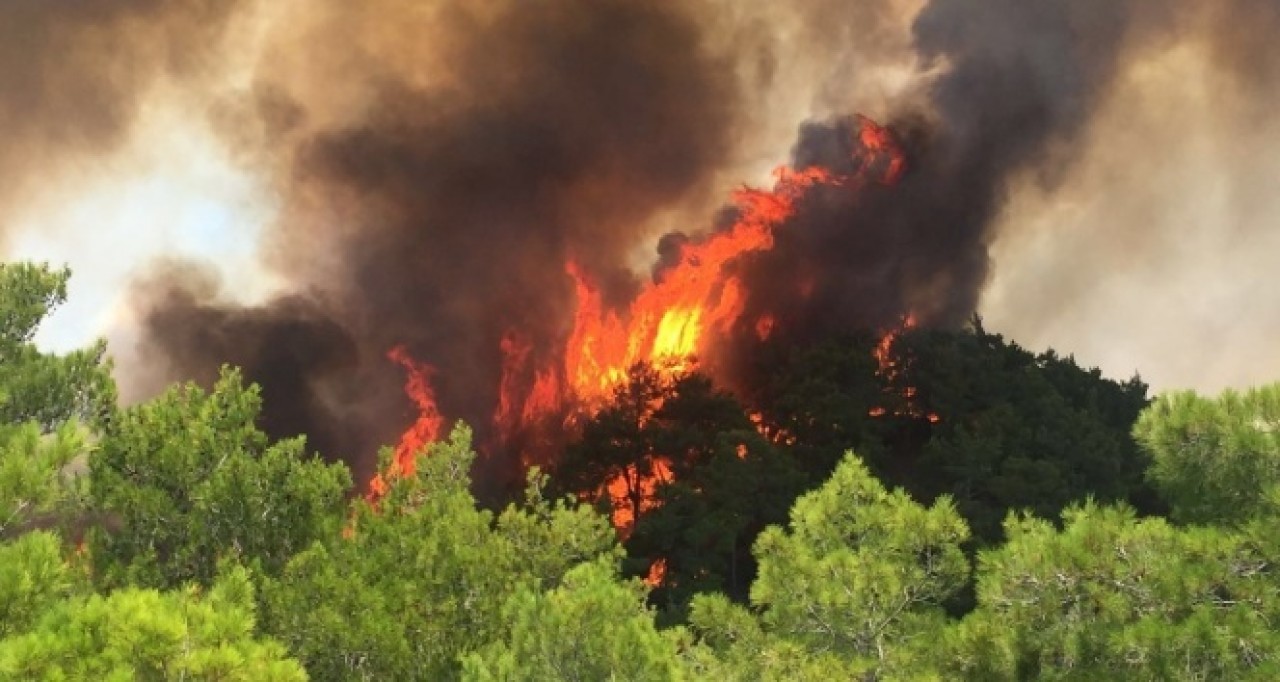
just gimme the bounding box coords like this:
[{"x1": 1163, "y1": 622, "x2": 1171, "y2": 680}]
[{"x1": 8, "y1": 105, "x2": 279, "y2": 356}]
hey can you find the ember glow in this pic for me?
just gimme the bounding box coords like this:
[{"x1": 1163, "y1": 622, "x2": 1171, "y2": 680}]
[
  {"x1": 870, "y1": 315, "x2": 941, "y2": 424},
  {"x1": 606, "y1": 458, "x2": 674, "y2": 538}
]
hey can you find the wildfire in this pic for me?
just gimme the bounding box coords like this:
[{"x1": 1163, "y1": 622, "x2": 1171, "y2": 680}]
[
  {"x1": 754, "y1": 314, "x2": 776, "y2": 341},
  {"x1": 873, "y1": 313, "x2": 917, "y2": 378},
  {"x1": 549, "y1": 119, "x2": 903, "y2": 414},
  {"x1": 869, "y1": 315, "x2": 941, "y2": 423},
  {"x1": 367, "y1": 345, "x2": 445, "y2": 501},
  {"x1": 371, "y1": 116, "x2": 910, "y2": 548},
  {"x1": 559, "y1": 165, "x2": 838, "y2": 409},
  {"x1": 644, "y1": 558, "x2": 668, "y2": 588},
  {"x1": 605, "y1": 458, "x2": 674, "y2": 539}
]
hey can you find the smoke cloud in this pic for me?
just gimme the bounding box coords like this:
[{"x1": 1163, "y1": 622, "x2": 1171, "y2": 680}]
[
  {"x1": 0, "y1": 0, "x2": 248, "y2": 244},
  {"x1": 4, "y1": 0, "x2": 1276, "y2": 477},
  {"x1": 129, "y1": 0, "x2": 746, "y2": 477}
]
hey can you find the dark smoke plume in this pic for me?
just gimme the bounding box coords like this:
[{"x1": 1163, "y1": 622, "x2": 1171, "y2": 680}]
[
  {"x1": 133, "y1": 0, "x2": 744, "y2": 478},
  {"x1": 739, "y1": 0, "x2": 1280, "y2": 338},
  {"x1": 121, "y1": 0, "x2": 1280, "y2": 480}
]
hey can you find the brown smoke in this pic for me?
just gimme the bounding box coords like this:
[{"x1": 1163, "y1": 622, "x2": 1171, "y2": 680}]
[
  {"x1": 130, "y1": 0, "x2": 747, "y2": 478},
  {"x1": 0, "y1": 0, "x2": 248, "y2": 244},
  {"x1": 19, "y1": 0, "x2": 1270, "y2": 477},
  {"x1": 975, "y1": 0, "x2": 1280, "y2": 390}
]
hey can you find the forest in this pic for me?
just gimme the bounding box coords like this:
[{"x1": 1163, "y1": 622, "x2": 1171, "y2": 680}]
[{"x1": 5, "y1": 261, "x2": 1280, "y2": 681}]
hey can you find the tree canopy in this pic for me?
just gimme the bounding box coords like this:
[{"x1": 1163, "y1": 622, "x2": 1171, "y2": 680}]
[{"x1": 5, "y1": 260, "x2": 1280, "y2": 680}]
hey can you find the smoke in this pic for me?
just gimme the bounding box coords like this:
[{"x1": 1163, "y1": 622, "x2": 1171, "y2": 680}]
[
  {"x1": 127, "y1": 261, "x2": 367, "y2": 474},
  {"x1": 129, "y1": 0, "x2": 747, "y2": 475},
  {"x1": 135, "y1": 0, "x2": 1280, "y2": 475},
  {"x1": 738, "y1": 0, "x2": 1280, "y2": 368},
  {"x1": 4, "y1": 0, "x2": 1274, "y2": 476},
  {"x1": 0, "y1": 0, "x2": 248, "y2": 244},
  {"x1": 982, "y1": 0, "x2": 1280, "y2": 390}
]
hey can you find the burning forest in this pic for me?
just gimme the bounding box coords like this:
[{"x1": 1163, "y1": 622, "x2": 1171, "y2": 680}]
[
  {"x1": 52, "y1": 0, "x2": 1265, "y2": 523},
  {"x1": 5, "y1": 0, "x2": 1280, "y2": 677}
]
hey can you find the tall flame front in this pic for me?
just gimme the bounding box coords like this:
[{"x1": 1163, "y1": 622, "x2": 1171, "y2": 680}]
[{"x1": 372, "y1": 116, "x2": 908, "y2": 534}]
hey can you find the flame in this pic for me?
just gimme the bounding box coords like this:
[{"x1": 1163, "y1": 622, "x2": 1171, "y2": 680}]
[
  {"x1": 644, "y1": 558, "x2": 668, "y2": 588},
  {"x1": 748, "y1": 410, "x2": 795, "y2": 445},
  {"x1": 373, "y1": 116, "x2": 908, "y2": 537},
  {"x1": 367, "y1": 345, "x2": 445, "y2": 500},
  {"x1": 559, "y1": 167, "x2": 830, "y2": 409},
  {"x1": 557, "y1": 126, "x2": 901, "y2": 411},
  {"x1": 754, "y1": 314, "x2": 776, "y2": 341},
  {"x1": 873, "y1": 313, "x2": 917, "y2": 377},
  {"x1": 603, "y1": 457, "x2": 674, "y2": 538},
  {"x1": 494, "y1": 331, "x2": 563, "y2": 434},
  {"x1": 856, "y1": 114, "x2": 907, "y2": 185},
  {"x1": 868, "y1": 315, "x2": 942, "y2": 423}
]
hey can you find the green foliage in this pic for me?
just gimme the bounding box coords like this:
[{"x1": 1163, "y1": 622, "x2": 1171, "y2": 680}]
[
  {"x1": 0, "y1": 421, "x2": 88, "y2": 537},
  {"x1": 496, "y1": 468, "x2": 625, "y2": 592},
  {"x1": 89, "y1": 367, "x2": 351, "y2": 589},
  {"x1": 0, "y1": 564, "x2": 305, "y2": 680},
  {"x1": 758, "y1": 322, "x2": 1154, "y2": 547},
  {"x1": 0, "y1": 262, "x2": 115, "y2": 430},
  {"x1": 760, "y1": 332, "x2": 888, "y2": 481},
  {"x1": 691, "y1": 451, "x2": 969, "y2": 679},
  {"x1": 944, "y1": 503, "x2": 1280, "y2": 679},
  {"x1": 898, "y1": 322, "x2": 1154, "y2": 543},
  {"x1": 1135, "y1": 383, "x2": 1280, "y2": 525},
  {"x1": 0, "y1": 262, "x2": 115, "y2": 539},
  {"x1": 462, "y1": 559, "x2": 683, "y2": 681},
  {"x1": 0, "y1": 531, "x2": 87, "y2": 638},
  {"x1": 13, "y1": 259, "x2": 1280, "y2": 681},
  {"x1": 260, "y1": 424, "x2": 619, "y2": 681}
]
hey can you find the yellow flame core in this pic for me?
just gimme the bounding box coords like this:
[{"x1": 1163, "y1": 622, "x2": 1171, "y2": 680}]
[{"x1": 653, "y1": 307, "x2": 702, "y2": 361}]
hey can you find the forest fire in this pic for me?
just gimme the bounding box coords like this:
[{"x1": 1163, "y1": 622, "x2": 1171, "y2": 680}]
[
  {"x1": 370, "y1": 116, "x2": 908, "y2": 524},
  {"x1": 367, "y1": 346, "x2": 445, "y2": 501},
  {"x1": 870, "y1": 315, "x2": 941, "y2": 423}
]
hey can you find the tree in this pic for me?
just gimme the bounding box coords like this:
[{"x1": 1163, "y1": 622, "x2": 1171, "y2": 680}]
[
  {"x1": 260, "y1": 424, "x2": 619, "y2": 680},
  {"x1": 756, "y1": 332, "x2": 888, "y2": 485},
  {"x1": 0, "y1": 423, "x2": 87, "y2": 540},
  {"x1": 0, "y1": 565, "x2": 305, "y2": 680},
  {"x1": 943, "y1": 502, "x2": 1280, "y2": 679},
  {"x1": 757, "y1": 323, "x2": 1154, "y2": 548},
  {"x1": 0, "y1": 262, "x2": 114, "y2": 430},
  {"x1": 690, "y1": 450, "x2": 970, "y2": 679},
  {"x1": 461, "y1": 559, "x2": 683, "y2": 681},
  {"x1": 900, "y1": 323, "x2": 1154, "y2": 543},
  {"x1": 0, "y1": 531, "x2": 87, "y2": 639},
  {"x1": 554, "y1": 366, "x2": 807, "y2": 621},
  {"x1": 89, "y1": 367, "x2": 351, "y2": 590},
  {"x1": 1135, "y1": 383, "x2": 1280, "y2": 525},
  {"x1": 0, "y1": 262, "x2": 114, "y2": 540}
]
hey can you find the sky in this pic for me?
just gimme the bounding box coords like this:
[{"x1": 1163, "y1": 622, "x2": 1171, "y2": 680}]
[{"x1": 7, "y1": 105, "x2": 279, "y2": 357}]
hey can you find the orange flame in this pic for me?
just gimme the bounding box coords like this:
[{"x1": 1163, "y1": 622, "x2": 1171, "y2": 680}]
[
  {"x1": 377, "y1": 117, "x2": 907, "y2": 535},
  {"x1": 603, "y1": 457, "x2": 674, "y2": 538},
  {"x1": 868, "y1": 315, "x2": 942, "y2": 423},
  {"x1": 644, "y1": 558, "x2": 668, "y2": 588},
  {"x1": 754, "y1": 314, "x2": 776, "y2": 341},
  {"x1": 367, "y1": 345, "x2": 445, "y2": 501},
  {"x1": 559, "y1": 139, "x2": 897, "y2": 410},
  {"x1": 560, "y1": 165, "x2": 820, "y2": 409}
]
